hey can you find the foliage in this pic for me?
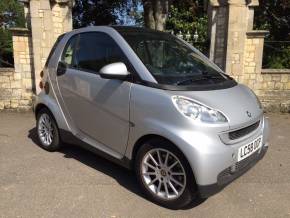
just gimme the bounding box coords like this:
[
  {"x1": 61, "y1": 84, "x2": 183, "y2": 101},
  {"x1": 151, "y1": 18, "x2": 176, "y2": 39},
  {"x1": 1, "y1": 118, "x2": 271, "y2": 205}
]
[
  {"x1": 166, "y1": 0, "x2": 208, "y2": 54},
  {"x1": 73, "y1": 0, "x2": 129, "y2": 28},
  {"x1": 263, "y1": 43, "x2": 290, "y2": 69},
  {"x1": 0, "y1": 0, "x2": 25, "y2": 67},
  {"x1": 255, "y1": 0, "x2": 290, "y2": 69},
  {"x1": 0, "y1": 0, "x2": 25, "y2": 28}
]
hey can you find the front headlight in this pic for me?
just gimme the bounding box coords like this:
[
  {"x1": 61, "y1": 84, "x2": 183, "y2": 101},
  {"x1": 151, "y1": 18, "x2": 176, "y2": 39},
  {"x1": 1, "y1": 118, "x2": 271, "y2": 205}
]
[{"x1": 172, "y1": 96, "x2": 228, "y2": 123}]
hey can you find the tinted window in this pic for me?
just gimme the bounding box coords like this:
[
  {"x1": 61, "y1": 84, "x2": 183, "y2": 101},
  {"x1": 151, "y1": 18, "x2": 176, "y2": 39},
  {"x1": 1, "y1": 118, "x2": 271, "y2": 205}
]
[
  {"x1": 121, "y1": 31, "x2": 230, "y2": 86},
  {"x1": 45, "y1": 34, "x2": 65, "y2": 67},
  {"x1": 61, "y1": 35, "x2": 78, "y2": 67},
  {"x1": 75, "y1": 32, "x2": 126, "y2": 73}
]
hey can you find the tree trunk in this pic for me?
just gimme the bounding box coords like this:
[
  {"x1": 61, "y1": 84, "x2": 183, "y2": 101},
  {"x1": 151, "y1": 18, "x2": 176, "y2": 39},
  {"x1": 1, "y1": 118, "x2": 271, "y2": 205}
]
[
  {"x1": 143, "y1": 0, "x2": 155, "y2": 29},
  {"x1": 143, "y1": 0, "x2": 169, "y2": 31}
]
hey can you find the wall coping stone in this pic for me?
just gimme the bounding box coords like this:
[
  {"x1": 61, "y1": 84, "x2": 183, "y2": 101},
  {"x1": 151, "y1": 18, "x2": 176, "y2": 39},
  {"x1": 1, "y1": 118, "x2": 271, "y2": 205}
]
[
  {"x1": 246, "y1": 30, "x2": 269, "y2": 38},
  {"x1": 19, "y1": 0, "x2": 72, "y2": 5},
  {"x1": 210, "y1": 0, "x2": 259, "y2": 7},
  {"x1": 0, "y1": 68, "x2": 14, "y2": 72},
  {"x1": 261, "y1": 69, "x2": 290, "y2": 74},
  {"x1": 9, "y1": 28, "x2": 31, "y2": 36},
  {"x1": 53, "y1": 0, "x2": 70, "y2": 3}
]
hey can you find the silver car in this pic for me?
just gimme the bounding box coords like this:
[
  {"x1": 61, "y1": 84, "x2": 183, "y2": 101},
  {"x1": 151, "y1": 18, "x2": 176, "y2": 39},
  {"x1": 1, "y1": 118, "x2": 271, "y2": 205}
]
[{"x1": 34, "y1": 26, "x2": 270, "y2": 209}]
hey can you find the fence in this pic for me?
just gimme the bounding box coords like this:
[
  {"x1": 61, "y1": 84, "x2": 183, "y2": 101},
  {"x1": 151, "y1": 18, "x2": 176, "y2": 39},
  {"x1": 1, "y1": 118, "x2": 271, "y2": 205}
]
[{"x1": 170, "y1": 30, "x2": 210, "y2": 56}]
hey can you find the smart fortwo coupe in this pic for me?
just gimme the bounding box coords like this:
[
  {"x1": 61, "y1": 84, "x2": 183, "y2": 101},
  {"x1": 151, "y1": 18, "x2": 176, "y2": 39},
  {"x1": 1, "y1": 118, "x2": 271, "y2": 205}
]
[{"x1": 34, "y1": 26, "x2": 269, "y2": 209}]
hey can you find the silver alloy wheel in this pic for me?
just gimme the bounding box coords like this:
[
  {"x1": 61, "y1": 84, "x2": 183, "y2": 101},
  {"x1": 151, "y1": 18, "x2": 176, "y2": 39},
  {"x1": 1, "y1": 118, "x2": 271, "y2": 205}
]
[
  {"x1": 141, "y1": 148, "x2": 186, "y2": 200},
  {"x1": 38, "y1": 113, "x2": 54, "y2": 146}
]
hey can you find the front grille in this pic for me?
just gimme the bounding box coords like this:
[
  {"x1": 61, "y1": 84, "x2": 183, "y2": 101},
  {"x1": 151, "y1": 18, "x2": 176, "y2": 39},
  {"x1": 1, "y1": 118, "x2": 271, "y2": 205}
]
[
  {"x1": 229, "y1": 121, "x2": 260, "y2": 140},
  {"x1": 217, "y1": 150, "x2": 261, "y2": 185}
]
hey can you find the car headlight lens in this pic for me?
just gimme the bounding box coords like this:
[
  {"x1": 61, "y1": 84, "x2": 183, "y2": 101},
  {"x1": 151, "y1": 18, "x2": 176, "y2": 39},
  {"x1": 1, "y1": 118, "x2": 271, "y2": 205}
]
[{"x1": 172, "y1": 96, "x2": 228, "y2": 123}]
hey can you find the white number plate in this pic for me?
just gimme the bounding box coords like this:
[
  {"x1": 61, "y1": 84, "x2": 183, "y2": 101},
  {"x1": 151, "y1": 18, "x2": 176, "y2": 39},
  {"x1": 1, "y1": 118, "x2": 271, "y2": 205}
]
[{"x1": 238, "y1": 136, "x2": 263, "y2": 161}]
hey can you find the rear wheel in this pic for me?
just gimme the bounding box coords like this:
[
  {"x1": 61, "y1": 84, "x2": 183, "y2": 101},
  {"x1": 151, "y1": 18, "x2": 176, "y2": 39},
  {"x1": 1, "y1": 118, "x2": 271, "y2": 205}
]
[
  {"x1": 36, "y1": 108, "x2": 61, "y2": 151},
  {"x1": 135, "y1": 138, "x2": 197, "y2": 209}
]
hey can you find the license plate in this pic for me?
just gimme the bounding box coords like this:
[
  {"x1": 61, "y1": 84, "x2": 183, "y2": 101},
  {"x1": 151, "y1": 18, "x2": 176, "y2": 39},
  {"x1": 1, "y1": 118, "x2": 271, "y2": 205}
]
[{"x1": 238, "y1": 136, "x2": 263, "y2": 161}]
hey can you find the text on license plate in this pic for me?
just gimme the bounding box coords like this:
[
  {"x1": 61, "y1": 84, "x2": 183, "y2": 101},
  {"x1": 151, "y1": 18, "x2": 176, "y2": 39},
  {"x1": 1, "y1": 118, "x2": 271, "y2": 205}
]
[{"x1": 238, "y1": 136, "x2": 263, "y2": 161}]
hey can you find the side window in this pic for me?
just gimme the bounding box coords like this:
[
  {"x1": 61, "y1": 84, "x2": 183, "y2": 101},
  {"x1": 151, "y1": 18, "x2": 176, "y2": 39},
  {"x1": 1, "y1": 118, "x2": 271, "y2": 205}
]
[
  {"x1": 61, "y1": 35, "x2": 78, "y2": 67},
  {"x1": 45, "y1": 34, "x2": 65, "y2": 68},
  {"x1": 75, "y1": 32, "x2": 127, "y2": 73}
]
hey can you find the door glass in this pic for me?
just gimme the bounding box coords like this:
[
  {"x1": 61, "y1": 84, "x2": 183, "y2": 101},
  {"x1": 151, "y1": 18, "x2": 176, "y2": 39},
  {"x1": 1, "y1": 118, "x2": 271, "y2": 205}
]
[
  {"x1": 75, "y1": 32, "x2": 127, "y2": 73},
  {"x1": 61, "y1": 35, "x2": 78, "y2": 67},
  {"x1": 45, "y1": 34, "x2": 65, "y2": 68}
]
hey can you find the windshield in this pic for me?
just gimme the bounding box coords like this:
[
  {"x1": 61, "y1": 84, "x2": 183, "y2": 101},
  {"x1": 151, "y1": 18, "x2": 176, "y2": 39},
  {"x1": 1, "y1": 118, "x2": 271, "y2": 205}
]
[{"x1": 120, "y1": 30, "x2": 231, "y2": 86}]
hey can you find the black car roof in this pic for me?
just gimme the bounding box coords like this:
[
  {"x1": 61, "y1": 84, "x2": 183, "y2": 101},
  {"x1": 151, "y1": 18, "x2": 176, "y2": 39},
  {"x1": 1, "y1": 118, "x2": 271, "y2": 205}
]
[{"x1": 111, "y1": 25, "x2": 168, "y2": 35}]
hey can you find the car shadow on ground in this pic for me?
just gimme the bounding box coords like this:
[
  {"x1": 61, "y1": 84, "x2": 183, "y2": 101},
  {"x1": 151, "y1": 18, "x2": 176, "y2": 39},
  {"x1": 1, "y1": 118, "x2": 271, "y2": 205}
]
[{"x1": 28, "y1": 127, "x2": 206, "y2": 210}]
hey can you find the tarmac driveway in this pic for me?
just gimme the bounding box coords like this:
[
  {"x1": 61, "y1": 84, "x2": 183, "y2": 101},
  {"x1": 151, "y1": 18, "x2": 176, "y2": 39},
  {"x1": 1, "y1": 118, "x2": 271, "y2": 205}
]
[{"x1": 0, "y1": 112, "x2": 290, "y2": 218}]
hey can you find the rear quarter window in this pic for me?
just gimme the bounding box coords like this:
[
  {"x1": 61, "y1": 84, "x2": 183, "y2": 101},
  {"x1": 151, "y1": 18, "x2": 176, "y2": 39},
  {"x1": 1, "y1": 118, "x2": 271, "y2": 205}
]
[{"x1": 44, "y1": 34, "x2": 65, "y2": 68}]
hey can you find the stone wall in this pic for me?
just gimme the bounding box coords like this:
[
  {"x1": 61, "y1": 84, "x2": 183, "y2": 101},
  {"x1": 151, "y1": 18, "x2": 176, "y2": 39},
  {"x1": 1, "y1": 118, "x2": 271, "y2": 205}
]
[
  {"x1": 258, "y1": 70, "x2": 290, "y2": 112},
  {"x1": 0, "y1": 0, "x2": 73, "y2": 111},
  {"x1": 208, "y1": 3, "x2": 228, "y2": 69},
  {"x1": 208, "y1": 0, "x2": 290, "y2": 112},
  {"x1": 229, "y1": 31, "x2": 290, "y2": 112},
  {"x1": 0, "y1": 68, "x2": 32, "y2": 110},
  {"x1": 0, "y1": 28, "x2": 34, "y2": 110},
  {"x1": 28, "y1": 0, "x2": 73, "y2": 93}
]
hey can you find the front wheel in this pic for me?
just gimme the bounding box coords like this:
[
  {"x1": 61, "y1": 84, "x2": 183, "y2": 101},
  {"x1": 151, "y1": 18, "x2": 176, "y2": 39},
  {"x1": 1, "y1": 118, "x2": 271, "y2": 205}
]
[
  {"x1": 135, "y1": 138, "x2": 197, "y2": 209},
  {"x1": 36, "y1": 108, "x2": 61, "y2": 151}
]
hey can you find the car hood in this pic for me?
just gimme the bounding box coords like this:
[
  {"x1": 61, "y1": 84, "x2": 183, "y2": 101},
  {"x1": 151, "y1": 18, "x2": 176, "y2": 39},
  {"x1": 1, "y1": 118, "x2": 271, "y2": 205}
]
[{"x1": 169, "y1": 84, "x2": 263, "y2": 130}]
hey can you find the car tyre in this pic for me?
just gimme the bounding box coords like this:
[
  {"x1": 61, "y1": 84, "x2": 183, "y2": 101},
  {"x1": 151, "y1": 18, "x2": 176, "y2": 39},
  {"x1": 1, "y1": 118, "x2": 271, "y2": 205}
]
[
  {"x1": 36, "y1": 108, "x2": 61, "y2": 152},
  {"x1": 135, "y1": 138, "x2": 197, "y2": 209}
]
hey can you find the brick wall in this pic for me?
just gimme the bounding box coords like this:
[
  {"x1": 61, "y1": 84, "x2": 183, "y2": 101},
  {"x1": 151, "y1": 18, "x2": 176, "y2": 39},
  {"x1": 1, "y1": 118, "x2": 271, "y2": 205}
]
[{"x1": 0, "y1": 68, "x2": 33, "y2": 110}]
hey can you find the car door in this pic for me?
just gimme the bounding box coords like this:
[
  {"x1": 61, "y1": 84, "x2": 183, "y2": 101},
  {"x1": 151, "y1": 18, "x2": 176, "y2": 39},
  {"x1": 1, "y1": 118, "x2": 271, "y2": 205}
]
[{"x1": 56, "y1": 32, "x2": 132, "y2": 155}]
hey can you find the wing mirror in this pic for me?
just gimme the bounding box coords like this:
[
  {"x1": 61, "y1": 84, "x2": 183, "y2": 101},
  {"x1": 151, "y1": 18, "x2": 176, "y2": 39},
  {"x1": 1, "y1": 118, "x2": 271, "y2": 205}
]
[
  {"x1": 99, "y1": 62, "x2": 130, "y2": 80},
  {"x1": 57, "y1": 61, "x2": 67, "y2": 76}
]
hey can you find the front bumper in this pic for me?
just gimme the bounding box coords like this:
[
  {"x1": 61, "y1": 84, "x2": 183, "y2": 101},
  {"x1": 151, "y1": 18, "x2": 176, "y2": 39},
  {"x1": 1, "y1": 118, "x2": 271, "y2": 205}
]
[
  {"x1": 198, "y1": 144, "x2": 268, "y2": 198},
  {"x1": 170, "y1": 116, "x2": 270, "y2": 198}
]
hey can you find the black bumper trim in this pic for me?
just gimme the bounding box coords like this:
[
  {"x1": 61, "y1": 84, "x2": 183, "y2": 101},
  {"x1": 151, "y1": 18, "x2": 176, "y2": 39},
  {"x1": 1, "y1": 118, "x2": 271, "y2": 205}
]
[{"x1": 198, "y1": 145, "x2": 268, "y2": 198}]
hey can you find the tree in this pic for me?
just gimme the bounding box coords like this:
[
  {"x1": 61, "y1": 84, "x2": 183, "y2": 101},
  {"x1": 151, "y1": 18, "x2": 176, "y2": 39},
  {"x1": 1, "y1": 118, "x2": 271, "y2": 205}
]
[
  {"x1": 73, "y1": 0, "x2": 129, "y2": 28},
  {"x1": 166, "y1": 0, "x2": 208, "y2": 53},
  {"x1": 0, "y1": 0, "x2": 25, "y2": 28},
  {"x1": 255, "y1": 0, "x2": 290, "y2": 68},
  {"x1": 142, "y1": 0, "x2": 169, "y2": 31},
  {"x1": 0, "y1": 0, "x2": 25, "y2": 67}
]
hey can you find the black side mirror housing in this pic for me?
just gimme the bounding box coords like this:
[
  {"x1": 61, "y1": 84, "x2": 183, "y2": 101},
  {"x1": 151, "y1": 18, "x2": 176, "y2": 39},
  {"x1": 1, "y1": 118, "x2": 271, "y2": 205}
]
[{"x1": 57, "y1": 61, "x2": 67, "y2": 76}]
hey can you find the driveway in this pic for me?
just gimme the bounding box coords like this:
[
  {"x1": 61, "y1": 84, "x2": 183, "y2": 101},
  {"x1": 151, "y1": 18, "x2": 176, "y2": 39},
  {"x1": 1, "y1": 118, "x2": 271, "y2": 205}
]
[{"x1": 0, "y1": 112, "x2": 290, "y2": 218}]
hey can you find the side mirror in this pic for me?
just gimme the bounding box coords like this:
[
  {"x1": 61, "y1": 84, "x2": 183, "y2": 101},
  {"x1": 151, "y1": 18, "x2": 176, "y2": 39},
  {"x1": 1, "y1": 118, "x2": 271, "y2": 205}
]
[
  {"x1": 99, "y1": 62, "x2": 130, "y2": 80},
  {"x1": 57, "y1": 61, "x2": 67, "y2": 76}
]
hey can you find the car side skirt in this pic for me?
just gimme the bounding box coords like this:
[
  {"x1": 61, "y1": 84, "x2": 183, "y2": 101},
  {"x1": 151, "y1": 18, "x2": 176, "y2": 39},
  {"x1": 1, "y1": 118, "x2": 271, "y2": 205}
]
[{"x1": 59, "y1": 129, "x2": 132, "y2": 170}]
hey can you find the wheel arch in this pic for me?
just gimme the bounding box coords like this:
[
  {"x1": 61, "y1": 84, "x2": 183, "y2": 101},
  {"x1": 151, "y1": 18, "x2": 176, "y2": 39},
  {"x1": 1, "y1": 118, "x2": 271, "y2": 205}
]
[
  {"x1": 35, "y1": 103, "x2": 60, "y2": 129},
  {"x1": 34, "y1": 103, "x2": 50, "y2": 118},
  {"x1": 131, "y1": 134, "x2": 197, "y2": 183}
]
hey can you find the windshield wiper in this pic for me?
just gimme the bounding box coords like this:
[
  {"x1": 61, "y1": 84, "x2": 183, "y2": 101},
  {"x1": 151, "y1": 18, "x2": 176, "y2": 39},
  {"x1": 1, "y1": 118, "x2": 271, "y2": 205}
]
[{"x1": 175, "y1": 75, "x2": 223, "y2": 86}]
